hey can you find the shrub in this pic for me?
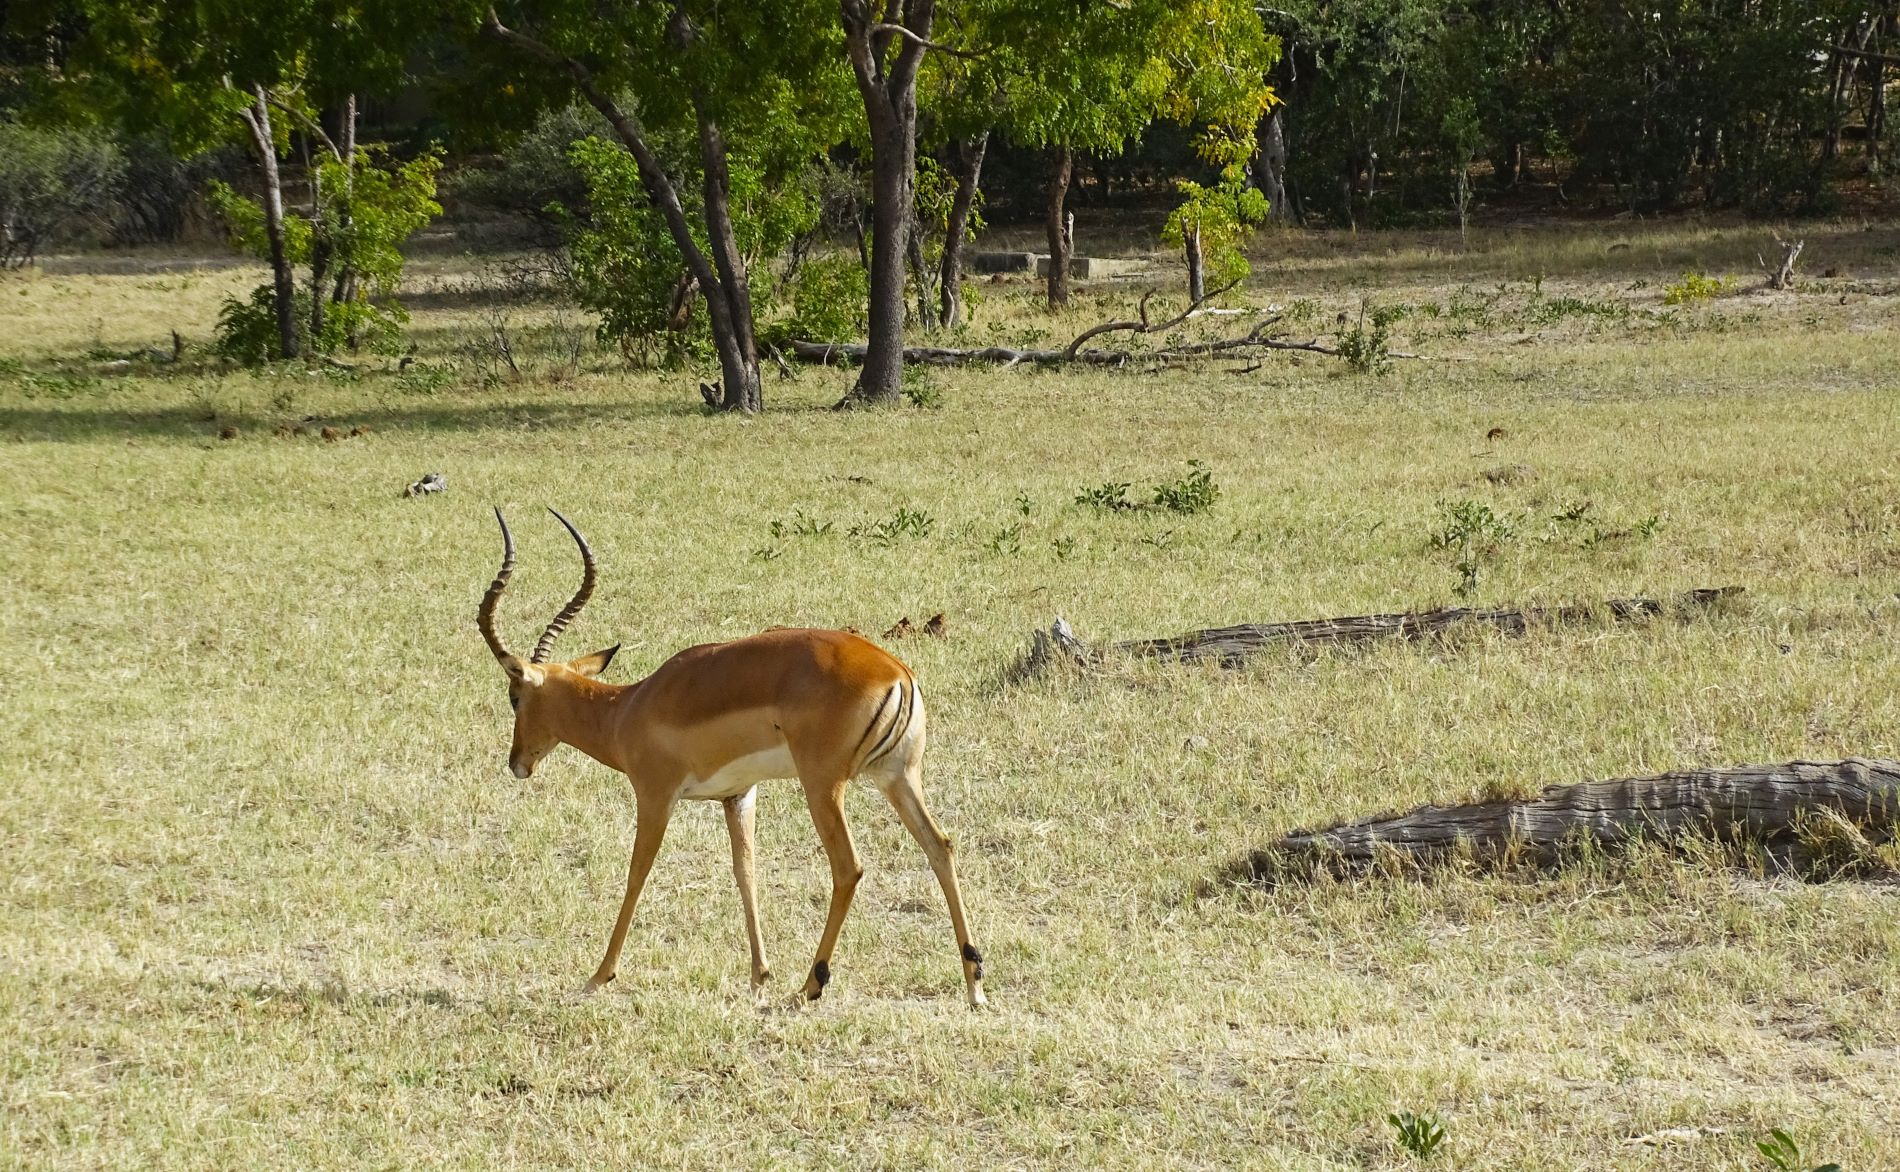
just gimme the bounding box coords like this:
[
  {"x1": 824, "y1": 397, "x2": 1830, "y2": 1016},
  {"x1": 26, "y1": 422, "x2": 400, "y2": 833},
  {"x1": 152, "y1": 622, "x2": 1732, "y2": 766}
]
[
  {"x1": 1152, "y1": 461, "x2": 1220, "y2": 514},
  {"x1": 1662, "y1": 271, "x2": 1729, "y2": 305},
  {"x1": 0, "y1": 119, "x2": 126, "y2": 268}
]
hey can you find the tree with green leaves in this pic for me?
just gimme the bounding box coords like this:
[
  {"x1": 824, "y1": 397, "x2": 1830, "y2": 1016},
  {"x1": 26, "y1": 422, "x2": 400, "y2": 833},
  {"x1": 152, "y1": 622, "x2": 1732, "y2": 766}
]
[
  {"x1": 480, "y1": 1, "x2": 849, "y2": 412},
  {"x1": 985, "y1": 0, "x2": 1277, "y2": 308},
  {"x1": 12, "y1": 0, "x2": 435, "y2": 358}
]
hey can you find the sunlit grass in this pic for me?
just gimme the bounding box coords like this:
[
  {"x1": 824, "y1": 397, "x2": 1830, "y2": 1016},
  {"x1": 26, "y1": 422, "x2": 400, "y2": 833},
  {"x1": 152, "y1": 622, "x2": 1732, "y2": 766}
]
[{"x1": 3, "y1": 227, "x2": 1898, "y2": 1168}]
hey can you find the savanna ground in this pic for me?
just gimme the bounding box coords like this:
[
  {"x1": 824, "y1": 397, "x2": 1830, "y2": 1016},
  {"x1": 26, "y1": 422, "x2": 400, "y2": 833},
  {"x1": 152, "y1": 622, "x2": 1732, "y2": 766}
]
[{"x1": 3, "y1": 218, "x2": 1899, "y2": 1169}]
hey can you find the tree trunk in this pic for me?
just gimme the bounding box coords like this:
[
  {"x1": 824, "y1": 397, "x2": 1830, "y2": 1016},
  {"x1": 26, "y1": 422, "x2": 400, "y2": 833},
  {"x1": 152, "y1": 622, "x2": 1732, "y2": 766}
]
[
  {"x1": 308, "y1": 134, "x2": 330, "y2": 346},
  {"x1": 696, "y1": 110, "x2": 763, "y2": 412},
  {"x1": 906, "y1": 203, "x2": 939, "y2": 330},
  {"x1": 837, "y1": 0, "x2": 935, "y2": 407},
  {"x1": 1245, "y1": 758, "x2": 1900, "y2": 881},
  {"x1": 1044, "y1": 146, "x2": 1072, "y2": 307},
  {"x1": 483, "y1": 12, "x2": 759, "y2": 411},
  {"x1": 331, "y1": 95, "x2": 359, "y2": 318},
  {"x1": 1018, "y1": 588, "x2": 1740, "y2": 674},
  {"x1": 938, "y1": 131, "x2": 987, "y2": 329},
  {"x1": 1250, "y1": 106, "x2": 1290, "y2": 220},
  {"x1": 239, "y1": 86, "x2": 299, "y2": 361},
  {"x1": 1184, "y1": 222, "x2": 1204, "y2": 302}
]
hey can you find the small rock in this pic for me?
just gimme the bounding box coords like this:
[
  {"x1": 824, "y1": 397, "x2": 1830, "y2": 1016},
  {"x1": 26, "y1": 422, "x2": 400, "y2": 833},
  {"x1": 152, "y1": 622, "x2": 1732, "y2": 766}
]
[
  {"x1": 404, "y1": 472, "x2": 446, "y2": 498},
  {"x1": 1184, "y1": 735, "x2": 1210, "y2": 752},
  {"x1": 1483, "y1": 463, "x2": 1537, "y2": 486},
  {"x1": 218, "y1": 425, "x2": 239, "y2": 441}
]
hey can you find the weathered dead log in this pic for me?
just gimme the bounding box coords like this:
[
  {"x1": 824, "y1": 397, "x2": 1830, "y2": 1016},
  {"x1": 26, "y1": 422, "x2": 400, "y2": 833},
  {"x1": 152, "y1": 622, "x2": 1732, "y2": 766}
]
[
  {"x1": 786, "y1": 289, "x2": 1424, "y2": 370},
  {"x1": 1245, "y1": 758, "x2": 1900, "y2": 879},
  {"x1": 1019, "y1": 587, "x2": 1742, "y2": 674},
  {"x1": 1766, "y1": 237, "x2": 1804, "y2": 290}
]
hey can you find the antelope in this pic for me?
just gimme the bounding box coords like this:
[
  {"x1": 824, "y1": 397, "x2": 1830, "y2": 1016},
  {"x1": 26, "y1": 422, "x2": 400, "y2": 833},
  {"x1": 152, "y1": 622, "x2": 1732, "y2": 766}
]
[{"x1": 476, "y1": 508, "x2": 986, "y2": 1008}]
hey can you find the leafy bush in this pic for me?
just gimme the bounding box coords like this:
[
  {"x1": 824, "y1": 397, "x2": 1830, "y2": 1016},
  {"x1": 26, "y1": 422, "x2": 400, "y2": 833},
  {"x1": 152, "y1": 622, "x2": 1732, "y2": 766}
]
[
  {"x1": 1757, "y1": 1127, "x2": 1840, "y2": 1172},
  {"x1": 1152, "y1": 460, "x2": 1220, "y2": 513},
  {"x1": 1338, "y1": 302, "x2": 1402, "y2": 374},
  {"x1": 567, "y1": 135, "x2": 819, "y2": 365},
  {"x1": 1662, "y1": 271, "x2": 1730, "y2": 305},
  {"x1": 1076, "y1": 482, "x2": 1137, "y2": 511},
  {"x1": 0, "y1": 119, "x2": 126, "y2": 268},
  {"x1": 1388, "y1": 1111, "x2": 1447, "y2": 1160},
  {"x1": 207, "y1": 146, "x2": 439, "y2": 362},
  {"x1": 902, "y1": 365, "x2": 944, "y2": 408},
  {"x1": 769, "y1": 254, "x2": 868, "y2": 346},
  {"x1": 448, "y1": 102, "x2": 606, "y2": 223},
  {"x1": 214, "y1": 284, "x2": 307, "y2": 365}
]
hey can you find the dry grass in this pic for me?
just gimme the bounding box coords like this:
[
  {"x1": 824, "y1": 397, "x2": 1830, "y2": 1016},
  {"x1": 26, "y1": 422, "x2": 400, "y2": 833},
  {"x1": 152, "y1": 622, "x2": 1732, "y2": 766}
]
[{"x1": 3, "y1": 221, "x2": 1899, "y2": 1169}]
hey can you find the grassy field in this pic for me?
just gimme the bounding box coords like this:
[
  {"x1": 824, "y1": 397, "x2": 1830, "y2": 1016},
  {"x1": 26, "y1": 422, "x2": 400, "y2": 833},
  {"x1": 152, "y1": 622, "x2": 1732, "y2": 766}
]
[{"x1": 4, "y1": 219, "x2": 1900, "y2": 1168}]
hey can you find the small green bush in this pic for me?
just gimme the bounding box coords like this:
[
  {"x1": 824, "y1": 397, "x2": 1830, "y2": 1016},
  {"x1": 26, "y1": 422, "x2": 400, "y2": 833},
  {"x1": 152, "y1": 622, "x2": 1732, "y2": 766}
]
[{"x1": 1662, "y1": 271, "x2": 1730, "y2": 305}]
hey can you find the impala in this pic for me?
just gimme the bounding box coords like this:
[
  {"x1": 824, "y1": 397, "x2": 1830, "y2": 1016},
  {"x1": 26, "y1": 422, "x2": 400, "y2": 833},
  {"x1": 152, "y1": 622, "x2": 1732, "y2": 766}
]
[{"x1": 476, "y1": 508, "x2": 986, "y2": 1007}]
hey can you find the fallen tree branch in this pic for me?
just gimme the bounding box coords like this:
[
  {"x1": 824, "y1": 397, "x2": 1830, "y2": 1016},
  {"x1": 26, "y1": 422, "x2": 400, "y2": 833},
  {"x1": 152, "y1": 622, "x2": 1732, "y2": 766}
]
[
  {"x1": 1018, "y1": 588, "x2": 1742, "y2": 675},
  {"x1": 1063, "y1": 280, "x2": 1238, "y2": 360},
  {"x1": 785, "y1": 313, "x2": 1423, "y2": 369},
  {"x1": 1242, "y1": 758, "x2": 1900, "y2": 880}
]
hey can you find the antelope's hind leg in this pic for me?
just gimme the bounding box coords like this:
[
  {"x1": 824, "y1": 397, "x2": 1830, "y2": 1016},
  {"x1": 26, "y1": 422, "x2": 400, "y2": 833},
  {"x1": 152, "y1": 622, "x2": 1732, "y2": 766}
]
[
  {"x1": 723, "y1": 789, "x2": 772, "y2": 1006},
  {"x1": 878, "y1": 762, "x2": 987, "y2": 1008},
  {"x1": 797, "y1": 775, "x2": 864, "y2": 1002}
]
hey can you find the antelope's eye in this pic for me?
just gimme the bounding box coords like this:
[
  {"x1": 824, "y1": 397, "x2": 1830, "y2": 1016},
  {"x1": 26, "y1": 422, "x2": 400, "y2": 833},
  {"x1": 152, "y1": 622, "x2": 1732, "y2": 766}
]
[{"x1": 509, "y1": 695, "x2": 520, "y2": 711}]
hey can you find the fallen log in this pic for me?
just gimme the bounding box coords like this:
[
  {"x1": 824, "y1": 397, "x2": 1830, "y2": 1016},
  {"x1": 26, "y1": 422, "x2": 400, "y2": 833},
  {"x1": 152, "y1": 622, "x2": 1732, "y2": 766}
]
[
  {"x1": 786, "y1": 284, "x2": 1426, "y2": 370},
  {"x1": 1244, "y1": 758, "x2": 1900, "y2": 880},
  {"x1": 1019, "y1": 587, "x2": 1742, "y2": 674}
]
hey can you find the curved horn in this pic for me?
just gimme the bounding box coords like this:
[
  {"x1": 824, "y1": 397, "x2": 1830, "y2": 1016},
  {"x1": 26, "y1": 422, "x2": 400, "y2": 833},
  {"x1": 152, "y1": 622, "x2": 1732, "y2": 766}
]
[
  {"x1": 477, "y1": 508, "x2": 518, "y2": 662},
  {"x1": 531, "y1": 507, "x2": 598, "y2": 664}
]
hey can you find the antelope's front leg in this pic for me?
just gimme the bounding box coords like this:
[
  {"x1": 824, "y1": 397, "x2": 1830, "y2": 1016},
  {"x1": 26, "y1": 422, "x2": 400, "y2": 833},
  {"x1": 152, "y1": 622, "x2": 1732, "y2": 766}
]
[
  {"x1": 584, "y1": 789, "x2": 674, "y2": 993},
  {"x1": 722, "y1": 789, "x2": 772, "y2": 1005}
]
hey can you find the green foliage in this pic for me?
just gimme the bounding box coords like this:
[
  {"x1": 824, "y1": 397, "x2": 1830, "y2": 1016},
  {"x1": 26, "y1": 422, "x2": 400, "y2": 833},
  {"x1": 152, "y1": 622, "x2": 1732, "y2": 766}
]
[
  {"x1": 1162, "y1": 164, "x2": 1268, "y2": 291},
  {"x1": 213, "y1": 284, "x2": 305, "y2": 365},
  {"x1": 566, "y1": 134, "x2": 820, "y2": 365},
  {"x1": 1152, "y1": 461, "x2": 1220, "y2": 514},
  {"x1": 563, "y1": 137, "x2": 705, "y2": 366},
  {"x1": 1388, "y1": 1111, "x2": 1447, "y2": 1160},
  {"x1": 853, "y1": 507, "x2": 935, "y2": 547},
  {"x1": 1757, "y1": 1128, "x2": 1841, "y2": 1172},
  {"x1": 448, "y1": 101, "x2": 607, "y2": 221},
  {"x1": 1078, "y1": 464, "x2": 1221, "y2": 514},
  {"x1": 0, "y1": 119, "x2": 127, "y2": 268},
  {"x1": 1431, "y1": 499, "x2": 1514, "y2": 597},
  {"x1": 769, "y1": 254, "x2": 869, "y2": 346},
  {"x1": 1662, "y1": 271, "x2": 1730, "y2": 306},
  {"x1": 207, "y1": 146, "x2": 439, "y2": 361},
  {"x1": 1338, "y1": 303, "x2": 1402, "y2": 374},
  {"x1": 1076, "y1": 482, "x2": 1137, "y2": 512}
]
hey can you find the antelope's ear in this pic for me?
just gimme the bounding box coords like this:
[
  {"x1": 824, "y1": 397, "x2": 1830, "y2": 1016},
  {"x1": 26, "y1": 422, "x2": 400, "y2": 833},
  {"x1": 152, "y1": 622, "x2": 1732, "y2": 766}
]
[
  {"x1": 568, "y1": 645, "x2": 619, "y2": 679},
  {"x1": 501, "y1": 656, "x2": 545, "y2": 686}
]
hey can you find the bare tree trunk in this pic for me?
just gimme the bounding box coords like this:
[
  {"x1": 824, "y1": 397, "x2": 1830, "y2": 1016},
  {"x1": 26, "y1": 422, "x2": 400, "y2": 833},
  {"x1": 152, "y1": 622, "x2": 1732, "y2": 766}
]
[
  {"x1": 906, "y1": 202, "x2": 939, "y2": 330},
  {"x1": 1250, "y1": 106, "x2": 1290, "y2": 220},
  {"x1": 237, "y1": 86, "x2": 299, "y2": 360},
  {"x1": 838, "y1": 0, "x2": 935, "y2": 407},
  {"x1": 331, "y1": 95, "x2": 358, "y2": 318},
  {"x1": 696, "y1": 111, "x2": 763, "y2": 412},
  {"x1": 308, "y1": 130, "x2": 330, "y2": 346},
  {"x1": 1184, "y1": 222, "x2": 1205, "y2": 302},
  {"x1": 938, "y1": 131, "x2": 987, "y2": 328},
  {"x1": 1044, "y1": 146, "x2": 1072, "y2": 307}
]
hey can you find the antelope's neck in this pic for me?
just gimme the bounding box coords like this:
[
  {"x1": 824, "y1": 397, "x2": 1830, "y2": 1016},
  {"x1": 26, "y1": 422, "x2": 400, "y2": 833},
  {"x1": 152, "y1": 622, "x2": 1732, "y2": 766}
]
[{"x1": 549, "y1": 676, "x2": 635, "y2": 774}]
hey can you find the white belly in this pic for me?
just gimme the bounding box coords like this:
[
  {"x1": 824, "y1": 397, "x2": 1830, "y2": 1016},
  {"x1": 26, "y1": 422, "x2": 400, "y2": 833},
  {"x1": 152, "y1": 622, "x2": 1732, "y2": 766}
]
[{"x1": 679, "y1": 743, "x2": 799, "y2": 801}]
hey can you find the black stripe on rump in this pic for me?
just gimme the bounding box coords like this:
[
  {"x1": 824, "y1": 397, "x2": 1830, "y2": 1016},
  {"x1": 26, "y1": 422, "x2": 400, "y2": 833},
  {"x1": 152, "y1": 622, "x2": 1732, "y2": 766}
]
[
  {"x1": 850, "y1": 684, "x2": 897, "y2": 774},
  {"x1": 861, "y1": 682, "x2": 909, "y2": 771}
]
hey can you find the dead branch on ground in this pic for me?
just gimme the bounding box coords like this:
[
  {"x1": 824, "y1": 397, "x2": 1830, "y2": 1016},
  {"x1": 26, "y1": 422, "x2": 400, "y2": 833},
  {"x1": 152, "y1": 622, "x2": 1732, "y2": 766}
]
[{"x1": 1017, "y1": 588, "x2": 1741, "y2": 676}]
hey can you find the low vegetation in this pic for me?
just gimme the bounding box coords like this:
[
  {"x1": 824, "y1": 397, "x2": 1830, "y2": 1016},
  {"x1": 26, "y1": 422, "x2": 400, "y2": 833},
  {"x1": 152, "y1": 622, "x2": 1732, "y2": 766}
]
[{"x1": 2, "y1": 222, "x2": 1898, "y2": 1167}]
